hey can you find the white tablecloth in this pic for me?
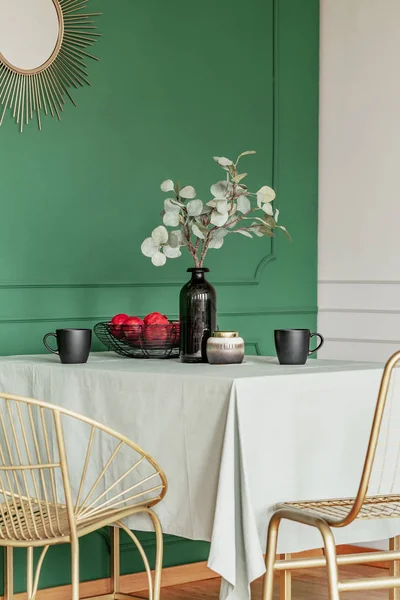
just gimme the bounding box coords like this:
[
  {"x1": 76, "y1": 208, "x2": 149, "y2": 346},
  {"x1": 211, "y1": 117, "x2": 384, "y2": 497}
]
[{"x1": 0, "y1": 353, "x2": 397, "y2": 600}]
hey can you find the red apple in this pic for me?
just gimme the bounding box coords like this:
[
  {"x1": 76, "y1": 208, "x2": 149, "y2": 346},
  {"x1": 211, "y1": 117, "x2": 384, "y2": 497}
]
[
  {"x1": 110, "y1": 313, "x2": 129, "y2": 338},
  {"x1": 144, "y1": 323, "x2": 169, "y2": 344},
  {"x1": 123, "y1": 316, "x2": 144, "y2": 343},
  {"x1": 144, "y1": 313, "x2": 170, "y2": 344},
  {"x1": 143, "y1": 312, "x2": 169, "y2": 326}
]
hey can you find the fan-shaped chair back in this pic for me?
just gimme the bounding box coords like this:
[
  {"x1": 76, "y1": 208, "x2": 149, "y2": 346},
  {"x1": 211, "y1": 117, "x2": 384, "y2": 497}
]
[{"x1": 0, "y1": 393, "x2": 167, "y2": 544}]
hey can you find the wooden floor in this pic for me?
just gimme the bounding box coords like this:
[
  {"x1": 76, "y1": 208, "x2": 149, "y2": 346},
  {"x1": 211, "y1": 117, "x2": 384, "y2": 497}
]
[{"x1": 149, "y1": 565, "x2": 389, "y2": 599}]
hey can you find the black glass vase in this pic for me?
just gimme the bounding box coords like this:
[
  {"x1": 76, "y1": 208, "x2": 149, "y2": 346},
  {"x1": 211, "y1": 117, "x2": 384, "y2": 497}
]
[{"x1": 179, "y1": 267, "x2": 217, "y2": 363}]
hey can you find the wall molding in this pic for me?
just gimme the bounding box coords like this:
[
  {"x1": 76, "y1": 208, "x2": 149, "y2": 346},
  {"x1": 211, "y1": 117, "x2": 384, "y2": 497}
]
[
  {"x1": 325, "y1": 337, "x2": 400, "y2": 345},
  {"x1": 320, "y1": 308, "x2": 400, "y2": 315},
  {"x1": 245, "y1": 342, "x2": 262, "y2": 356},
  {"x1": 319, "y1": 280, "x2": 400, "y2": 285},
  {"x1": 0, "y1": 279, "x2": 273, "y2": 290},
  {"x1": 0, "y1": 307, "x2": 317, "y2": 325}
]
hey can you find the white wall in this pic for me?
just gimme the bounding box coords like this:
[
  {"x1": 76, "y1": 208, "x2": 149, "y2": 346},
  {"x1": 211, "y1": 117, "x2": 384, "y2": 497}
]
[{"x1": 318, "y1": 0, "x2": 400, "y2": 362}]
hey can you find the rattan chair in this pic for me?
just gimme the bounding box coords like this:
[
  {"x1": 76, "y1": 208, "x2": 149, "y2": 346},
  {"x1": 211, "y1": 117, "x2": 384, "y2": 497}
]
[
  {"x1": 263, "y1": 350, "x2": 400, "y2": 600},
  {"x1": 0, "y1": 393, "x2": 167, "y2": 600}
]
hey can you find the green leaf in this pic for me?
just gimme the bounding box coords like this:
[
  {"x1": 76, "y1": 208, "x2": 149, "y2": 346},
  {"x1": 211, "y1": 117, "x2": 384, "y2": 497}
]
[
  {"x1": 228, "y1": 164, "x2": 237, "y2": 178},
  {"x1": 243, "y1": 216, "x2": 266, "y2": 224},
  {"x1": 248, "y1": 223, "x2": 274, "y2": 238},
  {"x1": 163, "y1": 245, "x2": 182, "y2": 258},
  {"x1": 210, "y1": 181, "x2": 231, "y2": 198},
  {"x1": 234, "y1": 230, "x2": 253, "y2": 238},
  {"x1": 164, "y1": 198, "x2": 181, "y2": 213},
  {"x1": 263, "y1": 215, "x2": 276, "y2": 228},
  {"x1": 141, "y1": 237, "x2": 159, "y2": 257},
  {"x1": 151, "y1": 225, "x2": 169, "y2": 245},
  {"x1": 232, "y1": 173, "x2": 248, "y2": 184},
  {"x1": 163, "y1": 212, "x2": 180, "y2": 227},
  {"x1": 187, "y1": 199, "x2": 204, "y2": 217},
  {"x1": 208, "y1": 229, "x2": 228, "y2": 249},
  {"x1": 169, "y1": 230, "x2": 186, "y2": 247},
  {"x1": 237, "y1": 195, "x2": 251, "y2": 214},
  {"x1": 257, "y1": 185, "x2": 276, "y2": 207},
  {"x1": 180, "y1": 185, "x2": 196, "y2": 199},
  {"x1": 213, "y1": 156, "x2": 233, "y2": 168},
  {"x1": 210, "y1": 211, "x2": 229, "y2": 227},
  {"x1": 192, "y1": 223, "x2": 205, "y2": 239},
  {"x1": 216, "y1": 199, "x2": 229, "y2": 214},
  {"x1": 277, "y1": 225, "x2": 292, "y2": 241},
  {"x1": 208, "y1": 236, "x2": 224, "y2": 249},
  {"x1": 160, "y1": 180, "x2": 174, "y2": 192},
  {"x1": 212, "y1": 228, "x2": 229, "y2": 239},
  {"x1": 151, "y1": 251, "x2": 167, "y2": 266},
  {"x1": 236, "y1": 150, "x2": 256, "y2": 164},
  {"x1": 261, "y1": 203, "x2": 274, "y2": 216},
  {"x1": 260, "y1": 227, "x2": 274, "y2": 238},
  {"x1": 248, "y1": 226, "x2": 264, "y2": 238}
]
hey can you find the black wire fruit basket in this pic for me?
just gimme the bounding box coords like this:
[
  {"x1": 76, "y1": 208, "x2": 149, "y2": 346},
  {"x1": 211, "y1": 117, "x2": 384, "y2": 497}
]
[{"x1": 94, "y1": 321, "x2": 180, "y2": 359}]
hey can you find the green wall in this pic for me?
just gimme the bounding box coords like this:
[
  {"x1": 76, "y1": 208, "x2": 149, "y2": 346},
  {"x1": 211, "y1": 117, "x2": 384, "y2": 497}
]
[{"x1": 0, "y1": 0, "x2": 319, "y2": 592}]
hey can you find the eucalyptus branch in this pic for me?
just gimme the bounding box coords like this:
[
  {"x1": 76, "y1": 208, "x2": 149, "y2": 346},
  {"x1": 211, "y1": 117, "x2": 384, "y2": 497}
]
[
  {"x1": 184, "y1": 222, "x2": 199, "y2": 266},
  {"x1": 140, "y1": 151, "x2": 288, "y2": 267},
  {"x1": 199, "y1": 235, "x2": 210, "y2": 267}
]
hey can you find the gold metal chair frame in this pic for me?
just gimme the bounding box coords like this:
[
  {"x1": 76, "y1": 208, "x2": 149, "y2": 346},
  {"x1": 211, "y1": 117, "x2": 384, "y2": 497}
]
[
  {"x1": 0, "y1": 393, "x2": 167, "y2": 600},
  {"x1": 263, "y1": 350, "x2": 400, "y2": 600}
]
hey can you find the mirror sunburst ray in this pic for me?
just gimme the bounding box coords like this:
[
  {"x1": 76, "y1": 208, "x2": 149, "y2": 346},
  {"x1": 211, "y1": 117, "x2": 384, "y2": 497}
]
[{"x1": 0, "y1": 0, "x2": 101, "y2": 132}]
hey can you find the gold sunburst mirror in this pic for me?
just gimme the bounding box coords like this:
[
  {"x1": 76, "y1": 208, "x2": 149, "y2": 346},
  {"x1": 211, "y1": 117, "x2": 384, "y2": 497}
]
[{"x1": 0, "y1": 0, "x2": 100, "y2": 132}]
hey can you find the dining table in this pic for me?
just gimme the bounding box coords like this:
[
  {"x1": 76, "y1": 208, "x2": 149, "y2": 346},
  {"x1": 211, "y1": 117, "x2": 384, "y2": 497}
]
[{"x1": 0, "y1": 352, "x2": 398, "y2": 600}]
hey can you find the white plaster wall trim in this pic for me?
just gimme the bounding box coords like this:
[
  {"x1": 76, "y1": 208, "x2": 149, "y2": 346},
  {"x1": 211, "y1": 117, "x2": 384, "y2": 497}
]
[
  {"x1": 325, "y1": 338, "x2": 400, "y2": 345},
  {"x1": 319, "y1": 280, "x2": 400, "y2": 285},
  {"x1": 320, "y1": 309, "x2": 400, "y2": 314},
  {"x1": 319, "y1": 283, "x2": 400, "y2": 312}
]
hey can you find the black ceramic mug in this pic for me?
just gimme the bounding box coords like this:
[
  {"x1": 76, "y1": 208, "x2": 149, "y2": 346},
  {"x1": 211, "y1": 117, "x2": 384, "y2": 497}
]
[
  {"x1": 274, "y1": 329, "x2": 324, "y2": 365},
  {"x1": 43, "y1": 328, "x2": 92, "y2": 364}
]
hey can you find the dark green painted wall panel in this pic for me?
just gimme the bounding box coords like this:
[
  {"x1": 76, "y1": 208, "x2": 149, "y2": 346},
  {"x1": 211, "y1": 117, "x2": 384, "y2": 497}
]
[{"x1": 0, "y1": 0, "x2": 319, "y2": 592}]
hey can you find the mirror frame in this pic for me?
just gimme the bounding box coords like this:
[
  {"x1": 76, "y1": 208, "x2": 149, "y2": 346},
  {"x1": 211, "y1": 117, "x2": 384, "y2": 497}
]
[{"x1": 0, "y1": 0, "x2": 100, "y2": 132}]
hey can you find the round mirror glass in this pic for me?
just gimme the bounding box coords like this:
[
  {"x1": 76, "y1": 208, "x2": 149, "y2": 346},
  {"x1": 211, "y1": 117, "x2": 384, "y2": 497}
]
[{"x1": 0, "y1": 0, "x2": 60, "y2": 72}]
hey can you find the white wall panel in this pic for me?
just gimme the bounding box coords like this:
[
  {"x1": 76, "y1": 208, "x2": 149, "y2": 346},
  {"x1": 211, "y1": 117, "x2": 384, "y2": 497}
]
[
  {"x1": 318, "y1": 0, "x2": 400, "y2": 364},
  {"x1": 319, "y1": 283, "x2": 400, "y2": 313}
]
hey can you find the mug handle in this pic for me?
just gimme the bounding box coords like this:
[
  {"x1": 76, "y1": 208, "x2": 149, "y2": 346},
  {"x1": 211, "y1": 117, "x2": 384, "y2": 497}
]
[
  {"x1": 309, "y1": 332, "x2": 324, "y2": 355},
  {"x1": 43, "y1": 333, "x2": 59, "y2": 355}
]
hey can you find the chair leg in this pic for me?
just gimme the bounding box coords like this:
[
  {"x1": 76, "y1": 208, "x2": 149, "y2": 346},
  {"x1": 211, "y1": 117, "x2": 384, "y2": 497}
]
[
  {"x1": 71, "y1": 537, "x2": 80, "y2": 600},
  {"x1": 317, "y1": 520, "x2": 340, "y2": 600},
  {"x1": 115, "y1": 511, "x2": 163, "y2": 600},
  {"x1": 263, "y1": 511, "x2": 341, "y2": 600},
  {"x1": 4, "y1": 547, "x2": 13, "y2": 600},
  {"x1": 27, "y1": 547, "x2": 34, "y2": 600},
  {"x1": 111, "y1": 525, "x2": 121, "y2": 595},
  {"x1": 146, "y1": 509, "x2": 164, "y2": 600},
  {"x1": 390, "y1": 536, "x2": 400, "y2": 600},
  {"x1": 262, "y1": 513, "x2": 281, "y2": 600},
  {"x1": 279, "y1": 554, "x2": 291, "y2": 600}
]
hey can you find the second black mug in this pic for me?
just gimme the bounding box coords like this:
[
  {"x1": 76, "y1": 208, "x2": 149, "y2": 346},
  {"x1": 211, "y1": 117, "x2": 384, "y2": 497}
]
[
  {"x1": 43, "y1": 328, "x2": 92, "y2": 364},
  {"x1": 274, "y1": 329, "x2": 324, "y2": 365}
]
